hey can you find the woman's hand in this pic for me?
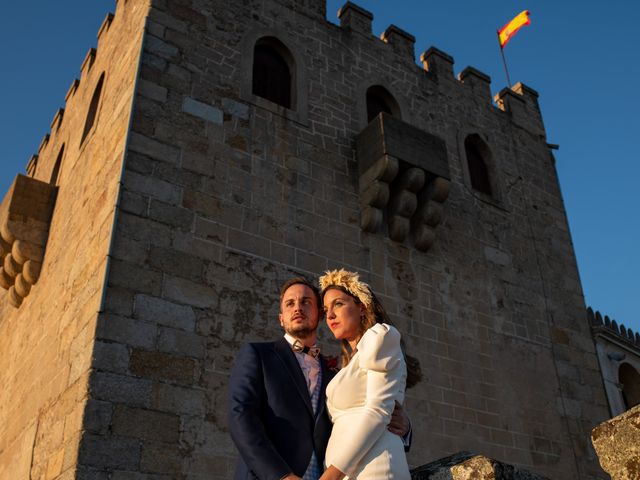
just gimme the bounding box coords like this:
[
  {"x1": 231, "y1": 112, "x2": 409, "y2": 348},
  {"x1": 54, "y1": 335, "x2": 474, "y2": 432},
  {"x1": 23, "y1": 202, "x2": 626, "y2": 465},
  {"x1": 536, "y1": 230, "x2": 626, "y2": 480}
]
[{"x1": 319, "y1": 465, "x2": 346, "y2": 480}]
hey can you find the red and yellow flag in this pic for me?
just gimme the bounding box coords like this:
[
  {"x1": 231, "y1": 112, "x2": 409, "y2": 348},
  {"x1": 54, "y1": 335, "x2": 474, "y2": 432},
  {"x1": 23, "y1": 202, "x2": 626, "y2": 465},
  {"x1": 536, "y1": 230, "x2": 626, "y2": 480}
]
[{"x1": 498, "y1": 10, "x2": 531, "y2": 48}]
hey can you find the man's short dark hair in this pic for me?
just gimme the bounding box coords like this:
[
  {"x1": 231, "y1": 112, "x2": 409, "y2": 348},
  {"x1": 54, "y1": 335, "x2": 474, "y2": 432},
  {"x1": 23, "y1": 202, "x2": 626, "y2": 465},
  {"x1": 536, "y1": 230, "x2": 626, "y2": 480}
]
[{"x1": 279, "y1": 277, "x2": 321, "y2": 310}]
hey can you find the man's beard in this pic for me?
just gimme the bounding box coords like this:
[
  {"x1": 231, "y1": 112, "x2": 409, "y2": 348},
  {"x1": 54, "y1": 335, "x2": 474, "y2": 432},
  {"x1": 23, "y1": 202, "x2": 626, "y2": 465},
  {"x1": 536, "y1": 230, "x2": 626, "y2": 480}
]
[{"x1": 285, "y1": 323, "x2": 316, "y2": 339}]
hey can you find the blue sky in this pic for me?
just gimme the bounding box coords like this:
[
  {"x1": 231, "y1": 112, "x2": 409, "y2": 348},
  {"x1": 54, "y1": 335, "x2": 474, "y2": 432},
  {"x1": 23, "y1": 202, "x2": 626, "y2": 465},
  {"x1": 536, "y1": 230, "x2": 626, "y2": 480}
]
[{"x1": 1, "y1": 1, "x2": 638, "y2": 333}]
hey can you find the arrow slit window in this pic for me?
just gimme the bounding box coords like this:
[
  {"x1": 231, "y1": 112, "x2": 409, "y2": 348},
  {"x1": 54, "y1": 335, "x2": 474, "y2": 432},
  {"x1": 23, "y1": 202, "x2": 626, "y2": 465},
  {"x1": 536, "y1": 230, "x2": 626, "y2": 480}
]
[{"x1": 464, "y1": 134, "x2": 493, "y2": 196}]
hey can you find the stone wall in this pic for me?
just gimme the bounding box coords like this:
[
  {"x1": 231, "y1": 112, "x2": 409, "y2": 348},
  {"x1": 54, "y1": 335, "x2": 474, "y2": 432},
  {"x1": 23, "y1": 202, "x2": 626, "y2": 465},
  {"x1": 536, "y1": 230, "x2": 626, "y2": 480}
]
[
  {"x1": 0, "y1": 1, "x2": 150, "y2": 478},
  {"x1": 87, "y1": 0, "x2": 609, "y2": 478},
  {"x1": 1, "y1": 0, "x2": 612, "y2": 478}
]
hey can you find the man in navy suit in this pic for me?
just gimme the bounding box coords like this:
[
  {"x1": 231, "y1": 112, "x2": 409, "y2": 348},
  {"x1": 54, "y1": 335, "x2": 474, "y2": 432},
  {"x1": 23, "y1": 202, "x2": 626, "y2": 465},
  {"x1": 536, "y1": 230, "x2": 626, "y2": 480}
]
[{"x1": 228, "y1": 277, "x2": 410, "y2": 480}]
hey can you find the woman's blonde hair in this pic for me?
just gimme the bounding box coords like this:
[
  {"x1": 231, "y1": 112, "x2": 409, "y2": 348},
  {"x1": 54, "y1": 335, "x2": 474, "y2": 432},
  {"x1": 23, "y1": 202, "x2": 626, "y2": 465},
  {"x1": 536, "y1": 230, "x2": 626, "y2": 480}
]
[{"x1": 319, "y1": 269, "x2": 422, "y2": 388}]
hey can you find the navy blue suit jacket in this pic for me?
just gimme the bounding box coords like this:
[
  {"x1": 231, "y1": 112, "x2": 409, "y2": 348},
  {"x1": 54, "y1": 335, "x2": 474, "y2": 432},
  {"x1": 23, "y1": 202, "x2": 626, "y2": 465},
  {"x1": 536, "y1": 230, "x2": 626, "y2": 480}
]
[{"x1": 228, "y1": 338, "x2": 336, "y2": 480}]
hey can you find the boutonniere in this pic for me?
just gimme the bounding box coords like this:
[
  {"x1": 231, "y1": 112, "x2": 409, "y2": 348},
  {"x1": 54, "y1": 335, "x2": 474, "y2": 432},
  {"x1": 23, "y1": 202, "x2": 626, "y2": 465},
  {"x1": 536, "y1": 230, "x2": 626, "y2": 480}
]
[{"x1": 324, "y1": 355, "x2": 339, "y2": 373}]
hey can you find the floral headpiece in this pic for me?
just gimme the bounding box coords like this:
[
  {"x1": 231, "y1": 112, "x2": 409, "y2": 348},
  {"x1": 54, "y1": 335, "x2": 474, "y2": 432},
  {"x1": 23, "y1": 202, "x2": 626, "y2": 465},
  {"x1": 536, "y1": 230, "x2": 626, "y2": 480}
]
[{"x1": 319, "y1": 269, "x2": 373, "y2": 308}]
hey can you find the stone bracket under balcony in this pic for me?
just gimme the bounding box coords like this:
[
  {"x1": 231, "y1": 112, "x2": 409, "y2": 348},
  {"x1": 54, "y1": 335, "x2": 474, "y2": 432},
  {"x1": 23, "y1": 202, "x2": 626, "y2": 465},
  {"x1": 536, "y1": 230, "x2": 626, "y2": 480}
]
[
  {"x1": 0, "y1": 175, "x2": 57, "y2": 308},
  {"x1": 355, "y1": 113, "x2": 450, "y2": 252}
]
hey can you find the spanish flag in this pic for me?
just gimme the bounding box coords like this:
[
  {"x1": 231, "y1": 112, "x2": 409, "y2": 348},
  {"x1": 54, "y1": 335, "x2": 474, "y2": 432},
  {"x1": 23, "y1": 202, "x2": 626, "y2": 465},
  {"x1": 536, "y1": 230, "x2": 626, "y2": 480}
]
[{"x1": 498, "y1": 10, "x2": 531, "y2": 48}]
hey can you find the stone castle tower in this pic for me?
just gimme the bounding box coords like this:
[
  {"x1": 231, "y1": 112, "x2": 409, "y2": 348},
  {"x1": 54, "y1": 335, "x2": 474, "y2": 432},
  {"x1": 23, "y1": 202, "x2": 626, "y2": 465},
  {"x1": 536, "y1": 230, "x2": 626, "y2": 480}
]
[{"x1": 0, "y1": 0, "x2": 610, "y2": 478}]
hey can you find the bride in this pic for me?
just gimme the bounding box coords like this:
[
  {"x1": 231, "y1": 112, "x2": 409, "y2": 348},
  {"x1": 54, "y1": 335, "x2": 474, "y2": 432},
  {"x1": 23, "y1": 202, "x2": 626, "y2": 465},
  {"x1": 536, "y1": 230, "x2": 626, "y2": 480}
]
[{"x1": 318, "y1": 269, "x2": 419, "y2": 480}]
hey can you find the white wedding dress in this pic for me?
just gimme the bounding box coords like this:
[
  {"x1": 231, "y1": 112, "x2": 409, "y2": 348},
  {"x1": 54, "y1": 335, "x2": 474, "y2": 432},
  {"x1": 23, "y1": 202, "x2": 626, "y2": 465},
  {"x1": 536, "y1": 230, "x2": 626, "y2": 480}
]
[{"x1": 325, "y1": 323, "x2": 411, "y2": 479}]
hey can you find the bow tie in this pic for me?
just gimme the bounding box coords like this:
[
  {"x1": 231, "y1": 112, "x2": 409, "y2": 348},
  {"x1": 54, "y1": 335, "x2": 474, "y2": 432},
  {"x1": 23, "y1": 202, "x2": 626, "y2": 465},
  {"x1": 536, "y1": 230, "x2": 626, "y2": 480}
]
[{"x1": 292, "y1": 340, "x2": 320, "y2": 358}]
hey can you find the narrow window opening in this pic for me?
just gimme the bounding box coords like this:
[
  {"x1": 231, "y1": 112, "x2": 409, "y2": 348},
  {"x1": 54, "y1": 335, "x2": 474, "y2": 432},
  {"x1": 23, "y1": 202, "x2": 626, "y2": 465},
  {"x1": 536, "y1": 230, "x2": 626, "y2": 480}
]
[
  {"x1": 465, "y1": 134, "x2": 493, "y2": 196},
  {"x1": 619, "y1": 363, "x2": 640, "y2": 410},
  {"x1": 81, "y1": 73, "x2": 105, "y2": 145},
  {"x1": 50, "y1": 145, "x2": 65, "y2": 185},
  {"x1": 366, "y1": 85, "x2": 400, "y2": 123},
  {"x1": 252, "y1": 38, "x2": 292, "y2": 109}
]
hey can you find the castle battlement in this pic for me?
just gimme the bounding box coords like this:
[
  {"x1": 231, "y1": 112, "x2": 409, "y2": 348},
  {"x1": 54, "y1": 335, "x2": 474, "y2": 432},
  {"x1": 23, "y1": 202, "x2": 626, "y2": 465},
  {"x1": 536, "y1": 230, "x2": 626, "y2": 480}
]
[
  {"x1": 64, "y1": 78, "x2": 79, "y2": 101},
  {"x1": 81, "y1": 48, "x2": 97, "y2": 75},
  {"x1": 338, "y1": 2, "x2": 373, "y2": 34},
  {"x1": 97, "y1": 12, "x2": 115, "y2": 41},
  {"x1": 50, "y1": 108, "x2": 65, "y2": 132},
  {"x1": 23, "y1": 0, "x2": 131, "y2": 184},
  {"x1": 589, "y1": 306, "x2": 640, "y2": 347},
  {"x1": 420, "y1": 46, "x2": 454, "y2": 80},
  {"x1": 36, "y1": 134, "x2": 49, "y2": 156},
  {"x1": 333, "y1": 1, "x2": 546, "y2": 134}
]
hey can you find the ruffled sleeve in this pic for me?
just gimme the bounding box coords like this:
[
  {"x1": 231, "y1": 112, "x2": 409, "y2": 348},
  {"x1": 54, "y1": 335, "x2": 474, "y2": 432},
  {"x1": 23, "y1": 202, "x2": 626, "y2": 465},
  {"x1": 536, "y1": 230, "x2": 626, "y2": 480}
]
[{"x1": 327, "y1": 323, "x2": 406, "y2": 477}]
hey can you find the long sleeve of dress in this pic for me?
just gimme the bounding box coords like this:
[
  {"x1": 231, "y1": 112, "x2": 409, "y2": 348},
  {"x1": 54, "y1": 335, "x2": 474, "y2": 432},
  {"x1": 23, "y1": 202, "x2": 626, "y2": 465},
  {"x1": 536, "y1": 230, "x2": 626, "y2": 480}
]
[{"x1": 328, "y1": 324, "x2": 405, "y2": 477}]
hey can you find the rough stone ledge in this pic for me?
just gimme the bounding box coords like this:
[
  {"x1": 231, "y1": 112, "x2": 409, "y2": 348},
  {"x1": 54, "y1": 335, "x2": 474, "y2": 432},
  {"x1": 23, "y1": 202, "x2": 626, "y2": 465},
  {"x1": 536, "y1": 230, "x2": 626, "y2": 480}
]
[
  {"x1": 591, "y1": 404, "x2": 640, "y2": 480},
  {"x1": 411, "y1": 452, "x2": 550, "y2": 480}
]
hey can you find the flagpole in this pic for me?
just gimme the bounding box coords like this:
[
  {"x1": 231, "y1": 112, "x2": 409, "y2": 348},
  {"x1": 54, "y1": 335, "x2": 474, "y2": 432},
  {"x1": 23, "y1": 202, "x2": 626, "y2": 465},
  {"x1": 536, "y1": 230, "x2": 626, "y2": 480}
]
[{"x1": 497, "y1": 30, "x2": 512, "y2": 88}]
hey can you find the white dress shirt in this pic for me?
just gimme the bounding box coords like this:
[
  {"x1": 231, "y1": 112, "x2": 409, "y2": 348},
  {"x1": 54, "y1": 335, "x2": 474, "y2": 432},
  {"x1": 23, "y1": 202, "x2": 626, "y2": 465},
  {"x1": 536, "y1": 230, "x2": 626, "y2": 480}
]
[{"x1": 284, "y1": 333, "x2": 320, "y2": 395}]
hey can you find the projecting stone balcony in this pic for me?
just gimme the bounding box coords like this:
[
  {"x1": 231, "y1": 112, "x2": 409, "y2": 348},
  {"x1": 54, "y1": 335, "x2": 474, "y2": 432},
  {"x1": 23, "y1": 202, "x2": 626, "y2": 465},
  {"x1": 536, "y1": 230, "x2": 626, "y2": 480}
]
[
  {"x1": 0, "y1": 174, "x2": 57, "y2": 308},
  {"x1": 355, "y1": 113, "x2": 451, "y2": 251}
]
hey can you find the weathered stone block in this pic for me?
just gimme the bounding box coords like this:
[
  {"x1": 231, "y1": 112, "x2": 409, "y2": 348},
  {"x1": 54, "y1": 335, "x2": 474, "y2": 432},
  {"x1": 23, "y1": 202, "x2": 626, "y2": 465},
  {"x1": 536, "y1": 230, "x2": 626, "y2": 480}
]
[
  {"x1": 110, "y1": 471, "x2": 172, "y2": 480},
  {"x1": 152, "y1": 382, "x2": 206, "y2": 415},
  {"x1": 356, "y1": 113, "x2": 449, "y2": 180},
  {"x1": 138, "y1": 79, "x2": 168, "y2": 103},
  {"x1": 182, "y1": 149, "x2": 214, "y2": 176},
  {"x1": 147, "y1": 245, "x2": 202, "y2": 281},
  {"x1": 124, "y1": 170, "x2": 182, "y2": 204},
  {"x1": 94, "y1": 341, "x2": 130, "y2": 374},
  {"x1": 83, "y1": 400, "x2": 113, "y2": 434},
  {"x1": 117, "y1": 212, "x2": 172, "y2": 247},
  {"x1": 75, "y1": 465, "x2": 111, "y2": 480},
  {"x1": 145, "y1": 34, "x2": 179, "y2": 60},
  {"x1": 591, "y1": 405, "x2": 640, "y2": 480},
  {"x1": 163, "y1": 275, "x2": 217, "y2": 308},
  {"x1": 89, "y1": 372, "x2": 153, "y2": 408},
  {"x1": 129, "y1": 349, "x2": 197, "y2": 384},
  {"x1": 108, "y1": 259, "x2": 162, "y2": 295},
  {"x1": 133, "y1": 294, "x2": 196, "y2": 331},
  {"x1": 128, "y1": 132, "x2": 180, "y2": 166},
  {"x1": 157, "y1": 326, "x2": 205, "y2": 359},
  {"x1": 411, "y1": 452, "x2": 551, "y2": 479},
  {"x1": 228, "y1": 229, "x2": 270, "y2": 258},
  {"x1": 78, "y1": 434, "x2": 141, "y2": 470},
  {"x1": 182, "y1": 97, "x2": 223, "y2": 124},
  {"x1": 112, "y1": 405, "x2": 180, "y2": 442},
  {"x1": 222, "y1": 98, "x2": 250, "y2": 120},
  {"x1": 139, "y1": 441, "x2": 182, "y2": 474}
]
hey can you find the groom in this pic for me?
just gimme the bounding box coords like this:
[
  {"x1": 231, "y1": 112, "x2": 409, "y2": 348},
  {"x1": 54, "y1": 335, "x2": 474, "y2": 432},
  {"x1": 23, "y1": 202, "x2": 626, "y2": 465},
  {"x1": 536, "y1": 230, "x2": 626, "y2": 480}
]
[{"x1": 228, "y1": 277, "x2": 410, "y2": 480}]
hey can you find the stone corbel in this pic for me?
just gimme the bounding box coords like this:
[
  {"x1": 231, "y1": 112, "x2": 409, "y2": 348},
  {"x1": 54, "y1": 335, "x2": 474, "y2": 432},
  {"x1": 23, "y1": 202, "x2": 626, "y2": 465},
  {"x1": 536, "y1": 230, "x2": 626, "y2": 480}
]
[
  {"x1": 356, "y1": 113, "x2": 450, "y2": 251},
  {"x1": 0, "y1": 175, "x2": 57, "y2": 308}
]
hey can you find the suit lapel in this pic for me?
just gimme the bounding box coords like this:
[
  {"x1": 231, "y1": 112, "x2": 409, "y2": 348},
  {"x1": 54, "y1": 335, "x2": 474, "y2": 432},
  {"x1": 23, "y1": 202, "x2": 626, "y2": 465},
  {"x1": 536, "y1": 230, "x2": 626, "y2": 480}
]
[
  {"x1": 273, "y1": 338, "x2": 314, "y2": 416},
  {"x1": 315, "y1": 355, "x2": 334, "y2": 423}
]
